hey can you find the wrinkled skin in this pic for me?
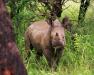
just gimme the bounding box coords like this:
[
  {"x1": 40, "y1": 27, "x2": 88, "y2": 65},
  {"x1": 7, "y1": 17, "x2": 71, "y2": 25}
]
[{"x1": 25, "y1": 17, "x2": 71, "y2": 70}]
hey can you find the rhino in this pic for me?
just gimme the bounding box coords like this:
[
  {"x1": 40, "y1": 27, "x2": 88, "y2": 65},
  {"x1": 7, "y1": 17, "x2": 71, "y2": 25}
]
[{"x1": 24, "y1": 17, "x2": 71, "y2": 70}]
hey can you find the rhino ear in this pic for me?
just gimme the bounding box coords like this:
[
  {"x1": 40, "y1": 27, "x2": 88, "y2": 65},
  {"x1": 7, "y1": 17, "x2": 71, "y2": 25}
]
[{"x1": 62, "y1": 16, "x2": 72, "y2": 32}]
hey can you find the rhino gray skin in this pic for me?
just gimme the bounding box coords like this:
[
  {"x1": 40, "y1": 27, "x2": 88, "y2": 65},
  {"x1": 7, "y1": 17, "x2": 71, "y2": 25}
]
[{"x1": 25, "y1": 17, "x2": 71, "y2": 70}]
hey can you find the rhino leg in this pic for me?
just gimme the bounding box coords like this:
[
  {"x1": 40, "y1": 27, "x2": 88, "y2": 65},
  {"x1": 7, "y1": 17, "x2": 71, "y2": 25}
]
[
  {"x1": 25, "y1": 35, "x2": 33, "y2": 59},
  {"x1": 43, "y1": 48, "x2": 54, "y2": 69},
  {"x1": 54, "y1": 48, "x2": 63, "y2": 69},
  {"x1": 36, "y1": 50, "x2": 43, "y2": 61}
]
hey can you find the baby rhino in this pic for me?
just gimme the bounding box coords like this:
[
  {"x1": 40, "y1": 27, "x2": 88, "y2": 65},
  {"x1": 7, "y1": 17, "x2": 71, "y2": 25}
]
[{"x1": 25, "y1": 17, "x2": 71, "y2": 70}]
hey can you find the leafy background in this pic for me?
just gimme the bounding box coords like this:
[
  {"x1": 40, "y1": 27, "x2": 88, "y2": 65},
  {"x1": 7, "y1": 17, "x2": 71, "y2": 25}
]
[{"x1": 6, "y1": 0, "x2": 94, "y2": 75}]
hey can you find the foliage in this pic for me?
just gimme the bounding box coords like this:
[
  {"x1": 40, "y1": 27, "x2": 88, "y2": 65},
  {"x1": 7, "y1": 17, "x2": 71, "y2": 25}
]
[{"x1": 7, "y1": 0, "x2": 94, "y2": 75}]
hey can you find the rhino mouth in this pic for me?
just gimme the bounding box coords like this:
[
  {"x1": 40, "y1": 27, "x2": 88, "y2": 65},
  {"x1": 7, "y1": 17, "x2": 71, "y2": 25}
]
[
  {"x1": 52, "y1": 42, "x2": 64, "y2": 48},
  {"x1": 53, "y1": 46, "x2": 63, "y2": 49},
  {"x1": 52, "y1": 42, "x2": 64, "y2": 50}
]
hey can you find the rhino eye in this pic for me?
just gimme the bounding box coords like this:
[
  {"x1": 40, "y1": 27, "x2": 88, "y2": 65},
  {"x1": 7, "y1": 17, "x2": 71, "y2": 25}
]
[{"x1": 62, "y1": 36, "x2": 64, "y2": 39}]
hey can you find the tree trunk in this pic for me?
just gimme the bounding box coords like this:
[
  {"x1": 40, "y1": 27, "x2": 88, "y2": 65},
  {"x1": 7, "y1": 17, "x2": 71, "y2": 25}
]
[
  {"x1": 78, "y1": 0, "x2": 90, "y2": 24},
  {"x1": 51, "y1": 0, "x2": 62, "y2": 17},
  {"x1": 38, "y1": 0, "x2": 63, "y2": 25},
  {"x1": 0, "y1": 0, "x2": 27, "y2": 75}
]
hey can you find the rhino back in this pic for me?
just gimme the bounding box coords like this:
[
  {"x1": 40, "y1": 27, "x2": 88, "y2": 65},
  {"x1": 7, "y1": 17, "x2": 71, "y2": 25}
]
[{"x1": 26, "y1": 20, "x2": 51, "y2": 49}]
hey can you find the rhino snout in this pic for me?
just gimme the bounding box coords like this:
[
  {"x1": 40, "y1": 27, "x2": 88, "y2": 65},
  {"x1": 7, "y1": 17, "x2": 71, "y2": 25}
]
[{"x1": 52, "y1": 40, "x2": 65, "y2": 48}]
